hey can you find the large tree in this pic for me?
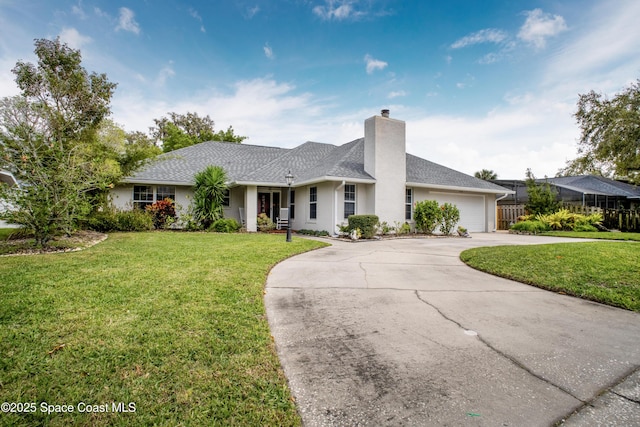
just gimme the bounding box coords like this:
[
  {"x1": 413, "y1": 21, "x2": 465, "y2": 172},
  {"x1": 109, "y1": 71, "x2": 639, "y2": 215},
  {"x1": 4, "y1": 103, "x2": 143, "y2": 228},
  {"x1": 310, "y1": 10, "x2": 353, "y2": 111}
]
[
  {"x1": 151, "y1": 112, "x2": 247, "y2": 152},
  {"x1": 562, "y1": 80, "x2": 640, "y2": 183},
  {"x1": 0, "y1": 38, "x2": 116, "y2": 245}
]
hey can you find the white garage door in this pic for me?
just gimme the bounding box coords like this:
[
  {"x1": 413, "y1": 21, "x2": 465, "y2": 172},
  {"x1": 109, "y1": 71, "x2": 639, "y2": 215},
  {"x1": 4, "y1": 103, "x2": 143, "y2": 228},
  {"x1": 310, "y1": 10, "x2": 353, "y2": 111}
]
[{"x1": 431, "y1": 193, "x2": 486, "y2": 232}]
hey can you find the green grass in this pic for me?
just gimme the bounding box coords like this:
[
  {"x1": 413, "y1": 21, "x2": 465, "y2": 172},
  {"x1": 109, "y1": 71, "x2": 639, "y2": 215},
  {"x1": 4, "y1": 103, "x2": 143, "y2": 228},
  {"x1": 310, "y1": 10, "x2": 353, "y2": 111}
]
[
  {"x1": 540, "y1": 230, "x2": 640, "y2": 241},
  {"x1": 461, "y1": 241, "x2": 640, "y2": 312},
  {"x1": 0, "y1": 227, "x2": 16, "y2": 240},
  {"x1": 0, "y1": 232, "x2": 327, "y2": 426}
]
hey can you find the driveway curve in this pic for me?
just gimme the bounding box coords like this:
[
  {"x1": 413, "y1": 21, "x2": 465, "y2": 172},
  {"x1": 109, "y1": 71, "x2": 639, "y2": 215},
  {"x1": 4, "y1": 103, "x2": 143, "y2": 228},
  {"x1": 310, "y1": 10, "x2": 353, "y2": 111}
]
[{"x1": 265, "y1": 233, "x2": 640, "y2": 426}]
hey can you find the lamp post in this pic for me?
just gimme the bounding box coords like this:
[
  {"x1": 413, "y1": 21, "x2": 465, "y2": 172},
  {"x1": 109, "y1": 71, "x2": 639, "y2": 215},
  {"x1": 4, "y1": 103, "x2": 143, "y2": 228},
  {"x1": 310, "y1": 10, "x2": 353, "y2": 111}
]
[{"x1": 285, "y1": 170, "x2": 294, "y2": 242}]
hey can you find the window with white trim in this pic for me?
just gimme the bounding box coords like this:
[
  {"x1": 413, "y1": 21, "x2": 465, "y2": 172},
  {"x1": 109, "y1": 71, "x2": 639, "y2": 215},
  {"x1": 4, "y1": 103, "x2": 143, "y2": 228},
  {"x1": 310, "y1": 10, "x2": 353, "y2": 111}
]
[
  {"x1": 156, "y1": 186, "x2": 176, "y2": 202},
  {"x1": 309, "y1": 187, "x2": 317, "y2": 220},
  {"x1": 344, "y1": 184, "x2": 356, "y2": 219},
  {"x1": 405, "y1": 188, "x2": 413, "y2": 220},
  {"x1": 133, "y1": 185, "x2": 154, "y2": 209},
  {"x1": 223, "y1": 189, "x2": 230, "y2": 207},
  {"x1": 133, "y1": 185, "x2": 176, "y2": 210}
]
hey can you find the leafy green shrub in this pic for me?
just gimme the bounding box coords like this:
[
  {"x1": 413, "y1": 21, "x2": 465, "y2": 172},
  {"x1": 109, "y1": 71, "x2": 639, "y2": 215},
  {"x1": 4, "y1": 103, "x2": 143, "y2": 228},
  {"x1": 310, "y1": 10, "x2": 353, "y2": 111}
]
[
  {"x1": 257, "y1": 213, "x2": 275, "y2": 231},
  {"x1": 87, "y1": 209, "x2": 153, "y2": 232},
  {"x1": 146, "y1": 198, "x2": 176, "y2": 229},
  {"x1": 394, "y1": 221, "x2": 411, "y2": 235},
  {"x1": 87, "y1": 210, "x2": 119, "y2": 232},
  {"x1": 440, "y1": 203, "x2": 460, "y2": 235},
  {"x1": 377, "y1": 221, "x2": 393, "y2": 235},
  {"x1": 536, "y1": 209, "x2": 603, "y2": 231},
  {"x1": 414, "y1": 200, "x2": 442, "y2": 234},
  {"x1": 116, "y1": 210, "x2": 154, "y2": 231},
  {"x1": 209, "y1": 218, "x2": 241, "y2": 233},
  {"x1": 347, "y1": 215, "x2": 379, "y2": 239},
  {"x1": 510, "y1": 220, "x2": 550, "y2": 234},
  {"x1": 573, "y1": 223, "x2": 598, "y2": 232},
  {"x1": 297, "y1": 229, "x2": 330, "y2": 236}
]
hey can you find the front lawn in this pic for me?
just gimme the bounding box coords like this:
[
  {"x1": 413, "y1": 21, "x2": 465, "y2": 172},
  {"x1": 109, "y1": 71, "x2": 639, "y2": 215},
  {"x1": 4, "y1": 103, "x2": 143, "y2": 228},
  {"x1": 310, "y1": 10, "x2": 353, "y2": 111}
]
[
  {"x1": 0, "y1": 232, "x2": 327, "y2": 426},
  {"x1": 460, "y1": 241, "x2": 640, "y2": 312},
  {"x1": 540, "y1": 230, "x2": 640, "y2": 241}
]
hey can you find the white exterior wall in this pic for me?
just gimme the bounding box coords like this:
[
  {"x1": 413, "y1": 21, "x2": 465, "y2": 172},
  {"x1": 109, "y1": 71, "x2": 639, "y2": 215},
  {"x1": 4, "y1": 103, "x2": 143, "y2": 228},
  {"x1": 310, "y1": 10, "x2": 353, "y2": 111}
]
[
  {"x1": 412, "y1": 188, "x2": 496, "y2": 233},
  {"x1": 110, "y1": 185, "x2": 193, "y2": 215},
  {"x1": 364, "y1": 114, "x2": 407, "y2": 226},
  {"x1": 290, "y1": 182, "x2": 335, "y2": 233}
]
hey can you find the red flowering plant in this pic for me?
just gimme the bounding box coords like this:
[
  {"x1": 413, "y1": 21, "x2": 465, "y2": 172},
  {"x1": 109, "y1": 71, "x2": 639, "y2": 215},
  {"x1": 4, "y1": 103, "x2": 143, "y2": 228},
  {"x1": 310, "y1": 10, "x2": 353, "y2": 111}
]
[{"x1": 146, "y1": 198, "x2": 176, "y2": 229}]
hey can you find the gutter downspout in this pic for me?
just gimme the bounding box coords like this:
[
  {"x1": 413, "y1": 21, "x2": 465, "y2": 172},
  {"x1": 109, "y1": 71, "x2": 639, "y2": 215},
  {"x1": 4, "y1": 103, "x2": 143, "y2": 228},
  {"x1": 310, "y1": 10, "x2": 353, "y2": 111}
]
[
  {"x1": 494, "y1": 193, "x2": 510, "y2": 232},
  {"x1": 334, "y1": 181, "x2": 346, "y2": 236}
]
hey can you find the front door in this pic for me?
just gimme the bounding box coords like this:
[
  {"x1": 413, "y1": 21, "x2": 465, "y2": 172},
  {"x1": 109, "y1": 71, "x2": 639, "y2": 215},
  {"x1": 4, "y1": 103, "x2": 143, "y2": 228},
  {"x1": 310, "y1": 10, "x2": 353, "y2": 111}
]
[{"x1": 257, "y1": 191, "x2": 281, "y2": 220}]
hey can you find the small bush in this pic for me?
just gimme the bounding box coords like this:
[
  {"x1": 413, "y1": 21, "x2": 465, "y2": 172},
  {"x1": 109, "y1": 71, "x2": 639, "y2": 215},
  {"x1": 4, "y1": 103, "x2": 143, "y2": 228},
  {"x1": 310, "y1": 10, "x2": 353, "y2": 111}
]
[
  {"x1": 414, "y1": 200, "x2": 442, "y2": 234},
  {"x1": 297, "y1": 229, "x2": 330, "y2": 236},
  {"x1": 377, "y1": 221, "x2": 393, "y2": 235},
  {"x1": 347, "y1": 215, "x2": 379, "y2": 239},
  {"x1": 116, "y1": 210, "x2": 154, "y2": 231},
  {"x1": 510, "y1": 220, "x2": 550, "y2": 234},
  {"x1": 573, "y1": 223, "x2": 598, "y2": 232},
  {"x1": 87, "y1": 210, "x2": 119, "y2": 232},
  {"x1": 146, "y1": 198, "x2": 176, "y2": 229},
  {"x1": 257, "y1": 213, "x2": 275, "y2": 231},
  {"x1": 394, "y1": 221, "x2": 411, "y2": 235},
  {"x1": 209, "y1": 218, "x2": 241, "y2": 233},
  {"x1": 440, "y1": 203, "x2": 460, "y2": 235}
]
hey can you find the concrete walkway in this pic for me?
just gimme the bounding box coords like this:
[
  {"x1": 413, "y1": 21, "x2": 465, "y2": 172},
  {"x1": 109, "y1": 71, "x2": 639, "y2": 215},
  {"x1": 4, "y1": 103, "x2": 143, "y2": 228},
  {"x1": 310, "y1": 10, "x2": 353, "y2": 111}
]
[{"x1": 265, "y1": 233, "x2": 640, "y2": 426}]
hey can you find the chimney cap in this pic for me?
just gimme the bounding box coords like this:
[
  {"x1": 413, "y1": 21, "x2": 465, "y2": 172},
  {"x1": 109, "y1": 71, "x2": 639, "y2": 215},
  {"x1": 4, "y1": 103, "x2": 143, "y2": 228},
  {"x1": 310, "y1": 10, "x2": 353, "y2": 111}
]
[{"x1": 381, "y1": 109, "x2": 390, "y2": 118}]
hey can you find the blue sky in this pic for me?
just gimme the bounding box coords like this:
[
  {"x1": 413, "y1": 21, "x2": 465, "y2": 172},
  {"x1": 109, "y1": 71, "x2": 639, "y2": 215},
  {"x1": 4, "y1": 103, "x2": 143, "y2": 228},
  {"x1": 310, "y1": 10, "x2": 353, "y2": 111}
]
[{"x1": 1, "y1": 0, "x2": 639, "y2": 179}]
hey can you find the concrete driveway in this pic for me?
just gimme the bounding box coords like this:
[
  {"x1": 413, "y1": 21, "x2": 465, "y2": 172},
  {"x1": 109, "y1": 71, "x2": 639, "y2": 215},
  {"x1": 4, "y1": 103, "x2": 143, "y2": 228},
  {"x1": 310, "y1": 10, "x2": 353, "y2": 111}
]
[{"x1": 265, "y1": 233, "x2": 640, "y2": 426}]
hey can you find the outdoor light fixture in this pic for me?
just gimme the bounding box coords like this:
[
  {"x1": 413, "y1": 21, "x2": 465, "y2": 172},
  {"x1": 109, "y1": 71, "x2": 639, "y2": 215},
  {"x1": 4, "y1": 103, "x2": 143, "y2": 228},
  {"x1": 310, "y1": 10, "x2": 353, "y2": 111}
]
[{"x1": 285, "y1": 170, "x2": 294, "y2": 242}]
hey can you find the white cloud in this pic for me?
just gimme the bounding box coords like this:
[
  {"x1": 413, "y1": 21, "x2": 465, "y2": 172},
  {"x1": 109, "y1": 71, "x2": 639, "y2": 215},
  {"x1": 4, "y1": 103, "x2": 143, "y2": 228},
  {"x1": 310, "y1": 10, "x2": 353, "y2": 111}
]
[
  {"x1": 388, "y1": 90, "x2": 406, "y2": 99},
  {"x1": 59, "y1": 27, "x2": 92, "y2": 50},
  {"x1": 451, "y1": 28, "x2": 508, "y2": 49},
  {"x1": 364, "y1": 54, "x2": 387, "y2": 74},
  {"x1": 263, "y1": 43, "x2": 274, "y2": 59},
  {"x1": 405, "y1": 94, "x2": 578, "y2": 179},
  {"x1": 154, "y1": 62, "x2": 175, "y2": 87},
  {"x1": 115, "y1": 7, "x2": 140, "y2": 35},
  {"x1": 313, "y1": 0, "x2": 362, "y2": 21},
  {"x1": 543, "y1": 0, "x2": 640, "y2": 93},
  {"x1": 246, "y1": 6, "x2": 260, "y2": 19},
  {"x1": 189, "y1": 8, "x2": 206, "y2": 33},
  {"x1": 517, "y1": 9, "x2": 567, "y2": 49},
  {"x1": 71, "y1": 2, "x2": 87, "y2": 19}
]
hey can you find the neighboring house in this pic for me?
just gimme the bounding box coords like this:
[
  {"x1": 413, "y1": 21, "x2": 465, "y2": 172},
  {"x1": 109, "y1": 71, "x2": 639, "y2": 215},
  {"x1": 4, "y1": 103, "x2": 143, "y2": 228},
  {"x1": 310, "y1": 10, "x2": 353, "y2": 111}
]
[
  {"x1": 111, "y1": 111, "x2": 513, "y2": 233},
  {"x1": 0, "y1": 170, "x2": 19, "y2": 228},
  {"x1": 493, "y1": 175, "x2": 640, "y2": 209}
]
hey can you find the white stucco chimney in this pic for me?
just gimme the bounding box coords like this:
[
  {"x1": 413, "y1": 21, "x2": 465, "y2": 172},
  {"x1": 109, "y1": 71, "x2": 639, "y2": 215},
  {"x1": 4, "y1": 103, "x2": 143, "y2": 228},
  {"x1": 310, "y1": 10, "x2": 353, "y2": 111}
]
[{"x1": 364, "y1": 110, "x2": 406, "y2": 224}]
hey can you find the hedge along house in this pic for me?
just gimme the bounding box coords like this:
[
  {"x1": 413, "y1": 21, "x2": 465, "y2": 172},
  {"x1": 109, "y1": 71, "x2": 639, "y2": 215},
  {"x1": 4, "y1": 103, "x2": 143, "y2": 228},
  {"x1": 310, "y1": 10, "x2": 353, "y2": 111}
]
[{"x1": 111, "y1": 111, "x2": 512, "y2": 233}]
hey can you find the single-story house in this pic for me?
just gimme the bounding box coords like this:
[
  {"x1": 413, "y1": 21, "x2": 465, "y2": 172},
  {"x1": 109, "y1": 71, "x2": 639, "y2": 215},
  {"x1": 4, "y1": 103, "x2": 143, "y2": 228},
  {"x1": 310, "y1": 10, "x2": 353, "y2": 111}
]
[
  {"x1": 493, "y1": 175, "x2": 640, "y2": 209},
  {"x1": 0, "y1": 170, "x2": 19, "y2": 228},
  {"x1": 111, "y1": 111, "x2": 513, "y2": 233}
]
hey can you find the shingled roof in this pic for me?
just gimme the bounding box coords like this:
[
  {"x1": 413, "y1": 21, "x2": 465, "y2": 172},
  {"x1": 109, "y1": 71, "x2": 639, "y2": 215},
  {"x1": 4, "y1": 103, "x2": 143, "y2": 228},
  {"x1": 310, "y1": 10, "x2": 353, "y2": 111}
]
[
  {"x1": 124, "y1": 139, "x2": 511, "y2": 194},
  {"x1": 544, "y1": 175, "x2": 640, "y2": 199}
]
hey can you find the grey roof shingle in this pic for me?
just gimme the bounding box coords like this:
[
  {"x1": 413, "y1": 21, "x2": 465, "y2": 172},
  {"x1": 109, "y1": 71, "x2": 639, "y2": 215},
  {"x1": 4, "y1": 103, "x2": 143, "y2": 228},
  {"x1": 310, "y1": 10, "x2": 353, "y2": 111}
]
[
  {"x1": 125, "y1": 139, "x2": 511, "y2": 194},
  {"x1": 125, "y1": 142, "x2": 284, "y2": 184},
  {"x1": 406, "y1": 154, "x2": 511, "y2": 192},
  {"x1": 544, "y1": 175, "x2": 640, "y2": 198}
]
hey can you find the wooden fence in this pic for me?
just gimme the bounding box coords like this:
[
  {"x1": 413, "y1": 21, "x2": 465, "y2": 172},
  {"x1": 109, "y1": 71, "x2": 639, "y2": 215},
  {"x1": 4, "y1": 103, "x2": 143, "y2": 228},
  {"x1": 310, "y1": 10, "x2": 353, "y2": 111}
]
[
  {"x1": 497, "y1": 203, "x2": 640, "y2": 232},
  {"x1": 497, "y1": 205, "x2": 525, "y2": 230},
  {"x1": 603, "y1": 209, "x2": 640, "y2": 232}
]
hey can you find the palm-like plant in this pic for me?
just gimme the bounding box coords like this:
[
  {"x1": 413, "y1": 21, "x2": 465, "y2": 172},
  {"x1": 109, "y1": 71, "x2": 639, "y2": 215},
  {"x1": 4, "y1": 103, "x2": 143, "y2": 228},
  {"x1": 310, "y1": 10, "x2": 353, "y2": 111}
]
[
  {"x1": 474, "y1": 169, "x2": 498, "y2": 180},
  {"x1": 193, "y1": 165, "x2": 228, "y2": 229}
]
